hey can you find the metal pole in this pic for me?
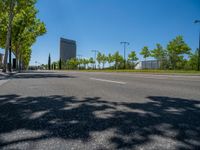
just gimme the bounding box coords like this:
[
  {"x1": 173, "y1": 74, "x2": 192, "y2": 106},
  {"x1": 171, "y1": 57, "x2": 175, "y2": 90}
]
[
  {"x1": 120, "y1": 42, "x2": 130, "y2": 69},
  {"x1": 198, "y1": 31, "x2": 200, "y2": 71},
  {"x1": 194, "y1": 20, "x2": 200, "y2": 71},
  {"x1": 92, "y1": 50, "x2": 98, "y2": 69},
  {"x1": 124, "y1": 44, "x2": 126, "y2": 69}
]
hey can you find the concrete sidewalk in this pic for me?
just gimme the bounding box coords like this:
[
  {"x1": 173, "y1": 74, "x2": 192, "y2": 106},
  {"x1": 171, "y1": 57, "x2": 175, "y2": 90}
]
[{"x1": 0, "y1": 71, "x2": 17, "y2": 86}]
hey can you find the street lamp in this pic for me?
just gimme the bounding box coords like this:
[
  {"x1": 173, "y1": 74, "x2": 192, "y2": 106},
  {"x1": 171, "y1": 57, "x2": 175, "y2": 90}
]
[
  {"x1": 120, "y1": 41, "x2": 130, "y2": 69},
  {"x1": 194, "y1": 20, "x2": 200, "y2": 71},
  {"x1": 91, "y1": 50, "x2": 98, "y2": 69}
]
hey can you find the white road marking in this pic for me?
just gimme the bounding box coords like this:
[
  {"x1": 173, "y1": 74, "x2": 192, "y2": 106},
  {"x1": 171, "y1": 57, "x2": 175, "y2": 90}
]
[{"x1": 90, "y1": 78, "x2": 126, "y2": 85}]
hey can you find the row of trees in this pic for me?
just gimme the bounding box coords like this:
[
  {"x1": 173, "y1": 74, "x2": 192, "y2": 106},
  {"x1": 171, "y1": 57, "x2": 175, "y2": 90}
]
[
  {"x1": 0, "y1": 0, "x2": 46, "y2": 72},
  {"x1": 139, "y1": 36, "x2": 198, "y2": 70},
  {"x1": 51, "y1": 36, "x2": 198, "y2": 70},
  {"x1": 50, "y1": 51, "x2": 138, "y2": 70}
]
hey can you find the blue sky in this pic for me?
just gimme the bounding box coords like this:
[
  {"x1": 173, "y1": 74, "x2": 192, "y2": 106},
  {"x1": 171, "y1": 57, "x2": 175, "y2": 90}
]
[{"x1": 28, "y1": 0, "x2": 200, "y2": 65}]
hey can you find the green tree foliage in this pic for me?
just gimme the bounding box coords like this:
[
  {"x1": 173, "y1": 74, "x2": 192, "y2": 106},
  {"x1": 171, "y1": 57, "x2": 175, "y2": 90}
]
[
  {"x1": 151, "y1": 44, "x2": 168, "y2": 69},
  {"x1": 113, "y1": 51, "x2": 123, "y2": 69},
  {"x1": 128, "y1": 51, "x2": 138, "y2": 69},
  {"x1": 151, "y1": 44, "x2": 166, "y2": 60},
  {"x1": 89, "y1": 57, "x2": 95, "y2": 69},
  {"x1": 167, "y1": 36, "x2": 191, "y2": 69},
  {"x1": 0, "y1": 0, "x2": 46, "y2": 71},
  {"x1": 140, "y1": 46, "x2": 151, "y2": 61},
  {"x1": 96, "y1": 52, "x2": 102, "y2": 69},
  {"x1": 82, "y1": 58, "x2": 89, "y2": 69},
  {"x1": 101, "y1": 54, "x2": 107, "y2": 69},
  {"x1": 140, "y1": 46, "x2": 151, "y2": 69},
  {"x1": 186, "y1": 49, "x2": 199, "y2": 70},
  {"x1": 66, "y1": 58, "x2": 78, "y2": 69},
  {"x1": 107, "y1": 53, "x2": 114, "y2": 67}
]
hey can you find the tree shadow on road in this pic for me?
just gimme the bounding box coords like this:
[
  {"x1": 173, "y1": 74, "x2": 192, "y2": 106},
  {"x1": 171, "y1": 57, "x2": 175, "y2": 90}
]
[
  {"x1": 0, "y1": 95, "x2": 199, "y2": 149},
  {"x1": 13, "y1": 72, "x2": 76, "y2": 79}
]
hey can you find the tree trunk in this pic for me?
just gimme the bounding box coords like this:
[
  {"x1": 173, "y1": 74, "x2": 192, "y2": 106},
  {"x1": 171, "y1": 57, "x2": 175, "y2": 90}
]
[
  {"x1": 132, "y1": 60, "x2": 134, "y2": 69},
  {"x1": 3, "y1": 0, "x2": 15, "y2": 72},
  {"x1": 16, "y1": 55, "x2": 19, "y2": 71},
  {"x1": 19, "y1": 54, "x2": 22, "y2": 72},
  {"x1": 15, "y1": 47, "x2": 19, "y2": 71}
]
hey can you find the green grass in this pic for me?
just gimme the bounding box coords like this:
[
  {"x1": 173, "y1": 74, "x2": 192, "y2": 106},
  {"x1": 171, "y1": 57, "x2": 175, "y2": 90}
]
[{"x1": 64, "y1": 69, "x2": 200, "y2": 75}]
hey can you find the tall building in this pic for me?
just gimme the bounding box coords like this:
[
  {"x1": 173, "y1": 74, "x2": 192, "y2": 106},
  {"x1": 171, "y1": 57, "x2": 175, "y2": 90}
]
[{"x1": 60, "y1": 38, "x2": 76, "y2": 61}]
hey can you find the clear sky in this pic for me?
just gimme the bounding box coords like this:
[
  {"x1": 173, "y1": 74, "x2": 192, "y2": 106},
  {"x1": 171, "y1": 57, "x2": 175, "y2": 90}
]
[{"x1": 28, "y1": 0, "x2": 200, "y2": 65}]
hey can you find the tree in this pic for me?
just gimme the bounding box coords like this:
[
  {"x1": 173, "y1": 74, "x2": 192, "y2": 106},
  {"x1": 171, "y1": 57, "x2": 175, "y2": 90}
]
[
  {"x1": 128, "y1": 51, "x2": 138, "y2": 69},
  {"x1": 107, "y1": 53, "x2": 114, "y2": 68},
  {"x1": 67, "y1": 58, "x2": 78, "y2": 69},
  {"x1": 151, "y1": 44, "x2": 167, "y2": 69},
  {"x1": 48, "y1": 53, "x2": 51, "y2": 70},
  {"x1": 1, "y1": 0, "x2": 38, "y2": 72},
  {"x1": 167, "y1": 36, "x2": 191, "y2": 69},
  {"x1": 82, "y1": 58, "x2": 89, "y2": 69},
  {"x1": 11, "y1": 5, "x2": 46, "y2": 70},
  {"x1": 101, "y1": 54, "x2": 107, "y2": 69},
  {"x1": 113, "y1": 51, "x2": 123, "y2": 69},
  {"x1": 186, "y1": 49, "x2": 199, "y2": 70},
  {"x1": 52, "y1": 61, "x2": 58, "y2": 70},
  {"x1": 96, "y1": 52, "x2": 102, "y2": 69},
  {"x1": 0, "y1": 0, "x2": 46, "y2": 71},
  {"x1": 140, "y1": 46, "x2": 151, "y2": 69},
  {"x1": 89, "y1": 57, "x2": 95, "y2": 69},
  {"x1": 140, "y1": 46, "x2": 151, "y2": 61},
  {"x1": 151, "y1": 44, "x2": 165, "y2": 60},
  {"x1": 1, "y1": 0, "x2": 15, "y2": 72}
]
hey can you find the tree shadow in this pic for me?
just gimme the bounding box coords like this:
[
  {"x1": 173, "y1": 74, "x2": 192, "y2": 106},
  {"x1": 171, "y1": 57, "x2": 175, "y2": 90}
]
[
  {"x1": 0, "y1": 74, "x2": 10, "y2": 81},
  {"x1": 13, "y1": 72, "x2": 76, "y2": 79},
  {"x1": 0, "y1": 95, "x2": 199, "y2": 149}
]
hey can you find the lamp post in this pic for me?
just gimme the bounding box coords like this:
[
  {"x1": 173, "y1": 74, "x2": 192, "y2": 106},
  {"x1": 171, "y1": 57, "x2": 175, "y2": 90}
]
[
  {"x1": 120, "y1": 41, "x2": 130, "y2": 69},
  {"x1": 194, "y1": 20, "x2": 200, "y2": 71},
  {"x1": 91, "y1": 50, "x2": 98, "y2": 69}
]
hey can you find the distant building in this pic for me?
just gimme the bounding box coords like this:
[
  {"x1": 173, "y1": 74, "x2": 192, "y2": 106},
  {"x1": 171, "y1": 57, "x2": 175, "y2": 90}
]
[
  {"x1": 135, "y1": 60, "x2": 160, "y2": 69},
  {"x1": 60, "y1": 38, "x2": 76, "y2": 61}
]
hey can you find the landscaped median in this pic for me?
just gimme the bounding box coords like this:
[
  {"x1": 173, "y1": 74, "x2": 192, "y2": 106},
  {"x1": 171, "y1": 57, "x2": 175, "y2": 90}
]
[{"x1": 61, "y1": 69, "x2": 200, "y2": 76}]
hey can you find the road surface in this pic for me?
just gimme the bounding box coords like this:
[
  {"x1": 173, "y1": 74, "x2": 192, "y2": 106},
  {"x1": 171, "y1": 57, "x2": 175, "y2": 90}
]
[{"x1": 0, "y1": 71, "x2": 200, "y2": 150}]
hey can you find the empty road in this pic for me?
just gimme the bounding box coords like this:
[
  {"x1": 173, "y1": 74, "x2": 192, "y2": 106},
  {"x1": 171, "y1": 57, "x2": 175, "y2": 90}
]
[{"x1": 0, "y1": 71, "x2": 200, "y2": 150}]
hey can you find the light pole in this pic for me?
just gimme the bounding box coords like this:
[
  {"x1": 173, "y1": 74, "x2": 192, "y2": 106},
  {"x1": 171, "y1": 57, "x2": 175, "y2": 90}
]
[
  {"x1": 91, "y1": 50, "x2": 98, "y2": 69},
  {"x1": 120, "y1": 41, "x2": 130, "y2": 69},
  {"x1": 194, "y1": 20, "x2": 200, "y2": 71}
]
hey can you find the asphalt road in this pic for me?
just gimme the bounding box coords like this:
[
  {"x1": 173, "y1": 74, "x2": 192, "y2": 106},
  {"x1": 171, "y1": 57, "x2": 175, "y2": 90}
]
[{"x1": 0, "y1": 71, "x2": 200, "y2": 150}]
